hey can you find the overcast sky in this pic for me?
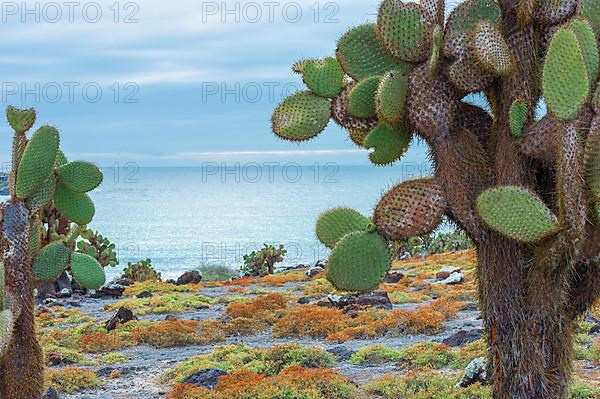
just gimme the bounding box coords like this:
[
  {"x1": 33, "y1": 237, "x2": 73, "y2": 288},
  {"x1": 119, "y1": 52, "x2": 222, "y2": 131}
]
[{"x1": 0, "y1": 0, "x2": 445, "y2": 167}]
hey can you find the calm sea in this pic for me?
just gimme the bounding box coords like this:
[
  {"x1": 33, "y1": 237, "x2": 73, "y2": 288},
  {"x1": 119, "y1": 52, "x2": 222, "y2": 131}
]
[{"x1": 1, "y1": 164, "x2": 432, "y2": 280}]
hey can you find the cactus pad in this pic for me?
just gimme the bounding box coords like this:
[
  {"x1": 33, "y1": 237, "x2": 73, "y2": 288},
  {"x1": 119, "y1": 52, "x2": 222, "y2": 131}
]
[
  {"x1": 584, "y1": 132, "x2": 600, "y2": 198},
  {"x1": 577, "y1": 0, "x2": 599, "y2": 38},
  {"x1": 428, "y1": 25, "x2": 442, "y2": 76},
  {"x1": 272, "y1": 91, "x2": 331, "y2": 141},
  {"x1": 473, "y1": 22, "x2": 513, "y2": 76},
  {"x1": 377, "y1": 0, "x2": 431, "y2": 62},
  {"x1": 331, "y1": 83, "x2": 378, "y2": 131},
  {"x1": 6, "y1": 106, "x2": 36, "y2": 133},
  {"x1": 348, "y1": 129, "x2": 370, "y2": 147},
  {"x1": 376, "y1": 71, "x2": 409, "y2": 125},
  {"x1": 364, "y1": 123, "x2": 412, "y2": 165},
  {"x1": 476, "y1": 186, "x2": 560, "y2": 243},
  {"x1": 374, "y1": 178, "x2": 447, "y2": 240},
  {"x1": 302, "y1": 57, "x2": 345, "y2": 99},
  {"x1": 326, "y1": 231, "x2": 390, "y2": 292},
  {"x1": 33, "y1": 242, "x2": 70, "y2": 282},
  {"x1": 510, "y1": 100, "x2": 528, "y2": 138},
  {"x1": 57, "y1": 161, "x2": 103, "y2": 193},
  {"x1": 54, "y1": 184, "x2": 96, "y2": 225},
  {"x1": 316, "y1": 207, "x2": 371, "y2": 249},
  {"x1": 0, "y1": 310, "x2": 14, "y2": 356},
  {"x1": 568, "y1": 19, "x2": 599, "y2": 87},
  {"x1": 543, "y1": 28, "x2": 590, "y2": 121},
  {"x1": 26, "y1": 173, "x2": 56, "y2": 210},
  {"x1": 16, "y1": 126, "x2": 59, "y2": 199},
  {"x1": 348, "y1": 76, "x2": 380, "y2": 118},
  {"x1": 55, "y1": 150, "x2": 69, "y2": 167},
  {"x1": 28, "y1": 219, "x2": 42, "y2": 260},
  {"x1": 70, "y1": 252, "x2": 106, "y2": 290},
  {"x1": 336, "y1": 24, "x2": 410, "y2": 81},
  {"x1": 445, "y1": 0, "x2": 501, "y2": 37},
  {"x1": 537, "y1": 0, "x2": 578, "y2": 26}
]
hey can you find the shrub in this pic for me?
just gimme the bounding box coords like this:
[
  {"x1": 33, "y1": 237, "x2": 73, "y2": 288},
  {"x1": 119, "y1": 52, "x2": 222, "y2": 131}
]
[
  {"x1": 349, "y1": 345, "x2": 403, "y2": 365},
  {"x1": 131, "y1": 319, "x2": 225, "y2": 347},
  {"x1": 78, "y1": 332, "x2": 129, "y2": 353},
  {"x1": 45, "y1": 367, "x2": 103, "y2": 393},
  {"x1": 226, "y1": 293, "x2": 289, "y2": 323},
  {"x1": 399, "y1": 342, "x2": 457, "y2": 368},
  {"x1": 105, "y1": 292, "x2": 215, "y2": 315},
  {"x1": 199, "y1": 263, "x2": 238, "y2": 281},
  {"x1": 273, "y1": 306, "x2": 349, "y2": 338}
]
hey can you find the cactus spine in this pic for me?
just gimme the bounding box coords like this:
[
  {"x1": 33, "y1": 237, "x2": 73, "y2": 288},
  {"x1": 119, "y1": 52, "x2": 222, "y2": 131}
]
[
  {"x1": 0, "y1": 107, "x2": 105, "y2": 398},
  {"x1": 269, "y1": 0, "x2": 600, "y2": 396}
]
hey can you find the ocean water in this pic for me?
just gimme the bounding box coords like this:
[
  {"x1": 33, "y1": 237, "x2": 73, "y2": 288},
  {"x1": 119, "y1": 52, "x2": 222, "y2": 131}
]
[{"x1": 2, "y1": 164, "x2": 432, "y2": 280}]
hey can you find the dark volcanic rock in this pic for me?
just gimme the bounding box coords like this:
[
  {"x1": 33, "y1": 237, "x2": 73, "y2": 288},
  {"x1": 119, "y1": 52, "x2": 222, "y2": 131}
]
[
  {"x1": 136, "y1": 291, "x2": 153, "y2": 299},
  {"x1": 43, "y1": 388, "x2": 60, "y2": 399},
  {"x1": 585, "y1": 315, "x2": 600, "y2": 334},
  {"x1": 91, "y1": 284, "x2": 125, "y2": 299},
  {"x1": 177, "y1": 271, "x2": 203, "y2": 285},
  {"x1": 297, "y1": 297, "x2": 310, "y2": 305},
  {"x1": 328, "y1": 291, "x2": 393, "y2": 311},
  {"x1": 384, "y1": 271, "x2": 405, "y2": 284},
  {"x1": 106, "y1": 307, "x2": 137, "y2": 331},
  {"x1": 456, "y1": 357, "x2": 487, "y2": 388},
  {"x1": 182, "y1": 369, "x2": 229, "y2": 389},
  {"x1": 442, "y1": 329, "x2": 483, "y2": 347},
  {"x1": 114, "y1": 278, "x2": 134, "y2": 286},
  {"x1": 327, "y1": 346, "x2": 356, "y2": 362}
]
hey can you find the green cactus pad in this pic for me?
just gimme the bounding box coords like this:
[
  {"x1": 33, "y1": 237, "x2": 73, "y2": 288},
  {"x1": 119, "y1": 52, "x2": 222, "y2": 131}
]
[
  {"x1": 577, "y1": 0, "x2": 599, "y2": 38},
  {"x1": 326, "y1": 231, "x2": 391, "y2": 292},
  {"x1": 376, "y1": 71, "x2": 409, "y2": 126},
  {"x1": 57, "y1": 161, "x2": 103, "y2": 193},
  {"x1": 348, "y1": 76, "x2": 380, "y2": 118},
  {"x1": 473, "y1": 21, "x2": 514, "y2": 76},
  {"x1": 364, "y1": 123, "x2": 412, "y2": 165},
  {"x1": 445, "y1": 0, "x2": 501, "y2": 37},
  {"x1": 6, "y1": 106, "x2": 36, "y2": 133},
  {"x1": 28, "y1": 219, "x2": 42, "y2": 260},
  {"x1": 476, "y1": 186, "x2": 560, "y2": 243},
  {"x1": 15, "y1": 125, "x2": 60, "y2": 199},
  {"x1": 26, "y1": 173, "x2": 57, "y2": 210},
  {"x1": 33, "y1": 242, "x2": 71, "y2": 282},
  {"x1": 374, "y1": 178, "x2": 447, "y2": 240},
  {"x1": 272, "y1": 91, "x2": 331, "y2": 141},
  {"x1": 302, "y1": 57, "x2": 345, "y2": 99},
  {"x1": 568, "y1": 19, "x2": 599, "y2": 87},
  {"x1": 543, "y1": 28, "x2": 590, "y2": 121},
  {"x1": 0, "y1": 310, "x2": 14, "y2": 356},
  {"x1": 55, "y1": 150, "x2": 69, "y2": 166},
  {"x1": 427, "y1": 25, "x2": 442, "y2": 76},
  {"x1": 348, "y1": 129, "x2": 370, "y2": 147},
  {"x1": 584, "y1": 133, "x2": 600, "y2": 198},
  {"x1": 70, "y1": 252, "x2": 106, "y2": 290},
  {"x1": 509, "y1": 100, "x2": 529, "y2": 138},
  {"x1": 316, "y1": 207, "x2": 371, "y2": 249},
  {"x1": 336, "y1": 24, "x2": 411, "y2": 81},
  {"x1": 54, "y1": 184, "x2": 96, "y2": 225},
  {"x1": 377, "y1": 0, "x2": 431, "y2": 62}
]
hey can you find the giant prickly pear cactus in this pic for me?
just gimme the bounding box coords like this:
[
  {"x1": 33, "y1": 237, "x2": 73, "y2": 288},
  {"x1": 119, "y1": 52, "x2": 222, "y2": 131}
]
[
  {"x1": 270, "y1": 0, "x2": 600, "y2": 397},
  {"x1": 0, "y1": 106, "x2": 105, "y2": 399}
]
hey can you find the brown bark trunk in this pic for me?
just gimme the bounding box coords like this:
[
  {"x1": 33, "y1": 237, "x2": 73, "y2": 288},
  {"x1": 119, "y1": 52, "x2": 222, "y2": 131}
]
[{"x1": 477, "y1": 237, "x2": 574, "y2": 399}]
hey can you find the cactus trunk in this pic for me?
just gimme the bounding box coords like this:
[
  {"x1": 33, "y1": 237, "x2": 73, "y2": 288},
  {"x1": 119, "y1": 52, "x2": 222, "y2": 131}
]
[
  {"x1": 0, "y1": 203, "x2": 44, "y2": 399},
  {"x1": 477, "y1": 239, "x2": 576, "y2": 398}
]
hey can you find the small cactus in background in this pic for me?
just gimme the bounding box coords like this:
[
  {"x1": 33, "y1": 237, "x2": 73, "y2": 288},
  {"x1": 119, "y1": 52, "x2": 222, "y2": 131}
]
[
  {"x1": 0, "y1": 106, "x2": 105, "y2": 398},
  {"x1": 77, "y1": 229, "x2": 119, "y2": 268},
  {"x1": 269, "y1": 0, "x2": 600, "y2": 396},
  {"x1": 121, "y1": 258, "x2": 161, "y2": 283},
  {"x1": 241, "y1": 244, "x2": 287, "y2": 276}
]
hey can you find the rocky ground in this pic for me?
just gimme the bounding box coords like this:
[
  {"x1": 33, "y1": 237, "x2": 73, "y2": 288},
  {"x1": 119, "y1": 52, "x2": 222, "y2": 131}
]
[{"x1": 38, "y1": 250, "x2": 600, "y2": 399}]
